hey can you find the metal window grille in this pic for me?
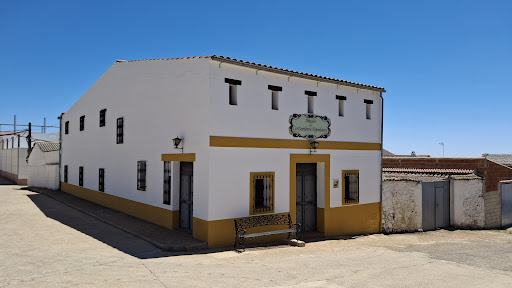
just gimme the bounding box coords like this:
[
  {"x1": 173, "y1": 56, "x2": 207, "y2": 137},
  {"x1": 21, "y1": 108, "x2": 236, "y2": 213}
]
[
  {"x1": 64, "y1": 165, "x2": 68, "y2": 182},
  {"x1": 344, "y1": 172, "x2": 359, "y2": 203},
  {"x1": 253, "y1": 173, "x2": 274, "y2": 213},
  {"x1": 163, "y1": 161, "x2": 171, "y2": 204},
  {"x1": 116, "y1": 117, "x2": 124, "y2": 144},
  {"x1": 65, "y1": 121, "x2": 69, "y2": 134},
  {"x1": 99, "y1": 168, "x2": 105, "y2": 192},
  {"x1": 80, "y1": 116, "x2": 85, "y2": 131},
  {"x1": 79, "y1": 166, "x2": 83, "y2": 187},
  {"x1": 99, "y1": 109, "x2": 106, "y2": 127},
  {"x1": 137, "y1": 161, "x2": 146, "y2": 191}
]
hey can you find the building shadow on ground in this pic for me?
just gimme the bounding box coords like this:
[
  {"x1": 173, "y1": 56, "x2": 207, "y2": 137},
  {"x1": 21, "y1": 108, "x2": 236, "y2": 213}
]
[{"x1": 25, "y1": 191, "x2": 233, "y2": 259}]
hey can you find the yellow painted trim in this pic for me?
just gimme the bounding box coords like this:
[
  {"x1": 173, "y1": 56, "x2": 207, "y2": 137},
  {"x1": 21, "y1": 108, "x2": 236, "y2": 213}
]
[
  {"x1": 322, "y1": 202, "x2": 382, "y2": 237},
  {"x1": 210, "y1": 136, "x2": 381, "y2": 151},
  {"x1": 290, "y1": 154, "x2": 330, "y2": 233},
  {"x1": 342, "y1": 170, "x2": 360, "y2": 205},
  {"x1": 249, "y1": 172, "x2": 275, "y2": 215},
  {"x1": 161, "y1": 153, "x2": 196, "y2": 162},
  {"x1": 60, "y1": 182, "x2": 179, "y2": 229}
]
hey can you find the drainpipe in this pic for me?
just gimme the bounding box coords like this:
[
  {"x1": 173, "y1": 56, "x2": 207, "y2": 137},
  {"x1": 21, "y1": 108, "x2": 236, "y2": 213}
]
[
  {"x1": 379, "y1": 91, "x2": 384, "y2": 232},
  {"x1": 58, "y1": 113, "x2": 63, "y2": 190}
]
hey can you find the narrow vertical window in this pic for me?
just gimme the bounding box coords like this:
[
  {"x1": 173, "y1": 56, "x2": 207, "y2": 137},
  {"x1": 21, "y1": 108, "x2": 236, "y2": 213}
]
[
  {"x1": 65, "y1": 121, "x2": 69, "y2": 134},
  {"x1": 364, "y1": 99, "x2": 373, "y2": 120},
  {"x1": 305, "y1": 91, "x2": 316, "y2": 114},
  {"x1": 250, "y1": 172, "x2": 275, "y2": 214},
  {"x1": 137, "y1": 161, "x2": 146, "y2": 191},
  {"x1": 342, "y1": 170, "x2": 359, "y2": 204},
  {"x1": 268, "y1": 85, "x2": 282, "y2": 110},
  {"x1": 336, "y1": 95, "x2": 346, "y2": 117},
  {"x1": 98, "y1": 168, "x2": 105, "y2": 192},
  {"x1": 79, "y1": 166, "x2": 84, "y2": 187},
  {"x1": 64, "y1": 165, "x2": 68, "y2": 182},
  {"x1": 225, "y1": 78, "x2": 242, "y2": 106},
  {"x1": 99, "y1": 109, "x2": 106, "y2": 127},
  {"x1": 116, "y1": 117, "x2": 124, "y2": 144},
  {"x1": 163, "y1": 161, "x2": 171, "y2": 204},
  {"x1": 79, "y1": 116, "x2": 85, "y2": 131}
]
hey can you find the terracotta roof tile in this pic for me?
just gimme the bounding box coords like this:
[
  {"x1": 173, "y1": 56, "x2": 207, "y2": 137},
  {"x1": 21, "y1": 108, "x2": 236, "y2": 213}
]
[
  {"x1": 383, "y1": 167, "x2": 475, "y2": 174},
  {"x1": 36, "y1": 142, "x2": 60, "y2": 152}
]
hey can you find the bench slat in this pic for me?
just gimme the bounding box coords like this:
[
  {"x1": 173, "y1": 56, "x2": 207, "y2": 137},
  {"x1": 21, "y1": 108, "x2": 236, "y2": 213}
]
[{"x1": 240, "y1": 229, "x2": 296, "y2": 238}]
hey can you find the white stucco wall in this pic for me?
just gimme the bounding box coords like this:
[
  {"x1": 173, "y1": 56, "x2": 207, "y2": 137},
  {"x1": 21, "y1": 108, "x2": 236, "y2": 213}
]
[
  {"x1": 451, "y1": 179, "x2": 485, "y2": 228},
  {"x1": 382, "y1": 180, "x2": 422, "y2": 233},
  {"x1": 27, "y1": 146, "x2": 59, "y2": 189},
  {"x1": 0, "y1": 148, "x2": 28, "y2": 179}
]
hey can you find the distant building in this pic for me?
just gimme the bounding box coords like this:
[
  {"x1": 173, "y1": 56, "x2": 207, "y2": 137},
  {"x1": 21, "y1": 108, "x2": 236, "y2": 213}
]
[
  {"x1": 27, "y1": 142, "x2": 60, "y2": 190},
  {"x1": 60, "y1": 55, "x2": 385, "y2": 248},
  {"x1": 483, "y1": 154, "x2": 512, "y2": 168}
]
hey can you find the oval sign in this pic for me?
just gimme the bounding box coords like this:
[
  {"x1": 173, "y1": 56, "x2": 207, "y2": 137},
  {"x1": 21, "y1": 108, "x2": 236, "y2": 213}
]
[{"x1": 289, "y1": 114, "x2": 331, "y2": 140}]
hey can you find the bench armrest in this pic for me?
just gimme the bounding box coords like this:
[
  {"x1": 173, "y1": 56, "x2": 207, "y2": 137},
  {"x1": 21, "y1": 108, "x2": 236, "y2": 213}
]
[{"x1": 291, "y1": 223, "x2": 301, "y2": 234}]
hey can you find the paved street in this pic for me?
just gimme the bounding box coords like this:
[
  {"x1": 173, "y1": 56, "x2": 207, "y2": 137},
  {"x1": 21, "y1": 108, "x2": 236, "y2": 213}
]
[{"x1": 1, "y1": 180, "x2": 512, "y2": 287}]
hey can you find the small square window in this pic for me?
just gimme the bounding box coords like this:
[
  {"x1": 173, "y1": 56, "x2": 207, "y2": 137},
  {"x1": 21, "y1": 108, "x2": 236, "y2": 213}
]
[
  {"x1": 342, "y1": 170, "x2": 359, "y2": 204},
  {"x1": 99, "y1": 109, "x2": 106, "y2": 127},
  {"x1": 65, "y1": 121, "x2": 69, "y2": 134},
  {"x1": 250, "y1": 172, "x2": 275, "y2": 215},
  {"x1": 79, "y1": 116, "x2": 85, "y2": 131}
]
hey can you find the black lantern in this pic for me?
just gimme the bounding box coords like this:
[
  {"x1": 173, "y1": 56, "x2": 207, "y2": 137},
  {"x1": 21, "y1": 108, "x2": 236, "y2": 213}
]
[
  {"x1": 173, "y1": 137, "x2": 183, "y2": 153},
  {"x1": 309, "y1": 140, "x2": 319, "y2": 155}
]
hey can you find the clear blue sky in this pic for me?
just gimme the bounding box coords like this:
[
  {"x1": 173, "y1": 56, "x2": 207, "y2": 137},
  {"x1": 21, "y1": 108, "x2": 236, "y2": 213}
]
[{"x1": 1, "y1": 0, "x2": 510, "y2": 156}]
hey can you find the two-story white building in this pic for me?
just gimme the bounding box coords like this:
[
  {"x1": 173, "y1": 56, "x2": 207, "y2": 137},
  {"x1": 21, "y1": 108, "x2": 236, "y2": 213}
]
[{"x1": 60, "y1": 55, "x2": 385, "y2": 248}]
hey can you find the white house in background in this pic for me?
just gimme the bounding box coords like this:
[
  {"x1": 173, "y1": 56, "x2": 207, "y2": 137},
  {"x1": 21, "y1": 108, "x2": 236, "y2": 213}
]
[
  {"x1": 60, "y1": 55, "x2": 385, "y2": 248},
  {"x1": 27, "y1": 142, "x2": 60, "y2": 190}
]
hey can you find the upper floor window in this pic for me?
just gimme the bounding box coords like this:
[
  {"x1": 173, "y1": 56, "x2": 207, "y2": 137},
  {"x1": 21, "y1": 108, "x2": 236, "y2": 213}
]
[
  {"x1": 116, "y1": 117, "x2": 124, "y2": 144},
  {"x1": 305, "y1": 91, "x2": 316, "y2": 114},
  {"x1": 79, "y1": 116, "x2": 85, "y2": 131},
  {"x1": 137, "y1": 161, "x2": 147, "y2": 191},
  {"x1": 65, "y1": 121, "x2": 69, "y2": 134},
  {"x1": 268, "y1": 85, "x2": 282, "y2": 110},
  {"x1": 336, "y1": 95, "x2": 346, "y2": 117},
  {"x1": 225, "y1": 78, "x2": 242, "y2": 105},
  {"x1": 364, "y1": 99, "x2": 373, "y2": 120},
  {"x1": 99, "y1": 109, "x2": 106, "y2": 127}
]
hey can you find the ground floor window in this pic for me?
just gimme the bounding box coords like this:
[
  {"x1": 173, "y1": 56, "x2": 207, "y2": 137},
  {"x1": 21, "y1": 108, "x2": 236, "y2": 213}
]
[
  {"x1": 342, "y1": 170, "x2": 359, "y2": 204},
  {"x1": 79, "y1": 166, "x2": 84, "y2": 187},
  {"x1": 99, "y1": 168, "x2": 105, "y2": 192},
  {"x1": 137, "y1": 161, "x2": 146, "y2": 191},
  {"x1": 250, "y1": 172, "x2": 275, "y2": 214},
  {"x1": 64, "y1": 165, "x2": 68, "y2": 182},
  {"x1": 163, "y1": 161, "x2": 171, "y2": 204}
]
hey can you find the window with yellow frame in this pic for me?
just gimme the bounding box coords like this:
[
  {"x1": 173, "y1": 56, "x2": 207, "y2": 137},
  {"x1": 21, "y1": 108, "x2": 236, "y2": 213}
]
[
  {"x1": 342, "y1": 170, "x2": 359, "y2": 204},
  {"x1": 249, "y1": 172, "x2": 275, "y2": 214}
]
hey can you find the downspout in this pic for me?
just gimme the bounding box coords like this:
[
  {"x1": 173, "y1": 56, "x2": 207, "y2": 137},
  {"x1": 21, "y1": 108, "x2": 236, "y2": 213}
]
[
  {"x1": 58, "y1": 113, "x2": 63, "y2": 190},
  {"x1": 379, "y1": 91, "x2": 384, "y2": 232}
]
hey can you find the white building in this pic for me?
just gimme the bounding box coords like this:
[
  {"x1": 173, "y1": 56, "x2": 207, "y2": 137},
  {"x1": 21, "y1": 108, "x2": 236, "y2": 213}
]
[
  {"x1": 27, "y1": 142, "x2": 60, "y2": 190},
  {"x1": 60, "y1": 55, "x2": 385, "y2": 248}
]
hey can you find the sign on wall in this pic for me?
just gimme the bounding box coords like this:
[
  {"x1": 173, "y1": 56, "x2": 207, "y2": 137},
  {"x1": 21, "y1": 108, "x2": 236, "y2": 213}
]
[{"x1": 289, "y1": 114, "x2": 331, "y2": 140}]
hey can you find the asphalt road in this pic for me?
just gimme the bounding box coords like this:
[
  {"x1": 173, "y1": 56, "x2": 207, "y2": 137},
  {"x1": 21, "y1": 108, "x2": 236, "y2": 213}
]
[{"x1": 1, "y1": 180, "x2": 512, "y2": 287}]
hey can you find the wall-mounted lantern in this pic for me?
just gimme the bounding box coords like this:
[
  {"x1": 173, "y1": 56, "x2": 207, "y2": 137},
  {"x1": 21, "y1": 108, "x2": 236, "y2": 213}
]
[
  {"x1": 309, "y1": 140, "x2": 319, "y2": 155},
  {"x1": 173, "y1": 137, "x2": 183, "y2": 153}
]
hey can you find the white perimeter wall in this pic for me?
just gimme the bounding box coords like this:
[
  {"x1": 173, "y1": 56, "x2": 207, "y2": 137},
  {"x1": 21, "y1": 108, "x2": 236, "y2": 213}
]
[
  {"x1": 27, "y1": 147, "x2": 59, "y2": 189},
  {"x1": 382, "y1": 180, "x2": 422, "y2": 233},
  {"x1": 61, "y1": 58, "x2": 211, "y2": 219},
  {"x1": 0, "y1": 148, "x2": 28, "y2": 179}
]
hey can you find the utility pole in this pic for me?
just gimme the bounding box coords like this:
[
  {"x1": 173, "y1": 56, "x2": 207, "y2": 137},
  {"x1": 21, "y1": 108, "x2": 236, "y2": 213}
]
[
  {"x1": 439, "y1": 142, "x2": 445, "y2": 157},
  {"x1": 27, "y1": 122, "x2": 32, "y2": 153},
  {"x1": 43, "y1": 117, "x2": 46, "y2": 133}
]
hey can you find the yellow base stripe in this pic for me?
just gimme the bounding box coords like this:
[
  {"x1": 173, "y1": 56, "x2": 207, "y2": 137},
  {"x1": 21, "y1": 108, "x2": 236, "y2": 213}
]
[
  {"x1": 60, "y1": 182, "x2": 179, "y2": 230},
  {"x1": 161, "y1": 153, "x2": 196, "y2": 162},
  {"x1": 210, "y1": 136, "x2": 381, "y2": 150}
]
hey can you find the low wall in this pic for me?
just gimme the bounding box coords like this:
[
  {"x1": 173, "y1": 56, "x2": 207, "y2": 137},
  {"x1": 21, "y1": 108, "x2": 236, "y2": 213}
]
[
  {"x1": 0, "y1": 148, "x2": 28, "y2": 184},
  {"x1": 451, "y1": 178, "x2": 485, "y2": 229},
  {"x1": 382, "y1": 180, "x2": 422, "y2": 233},
  {"x1": 484, "y1": 190, "x2": 501, "y2": 228}
]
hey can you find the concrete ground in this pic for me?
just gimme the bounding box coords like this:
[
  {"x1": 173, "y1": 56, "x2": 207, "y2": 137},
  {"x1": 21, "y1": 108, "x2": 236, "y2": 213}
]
[{"x1": 1, "y1": 180, "x2": 512, "y2": 287}]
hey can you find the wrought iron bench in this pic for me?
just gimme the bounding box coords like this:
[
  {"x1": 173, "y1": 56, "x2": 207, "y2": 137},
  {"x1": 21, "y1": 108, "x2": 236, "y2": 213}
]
[{"x1": 234, "y1": 214, "x2": 300, "y2": 251}]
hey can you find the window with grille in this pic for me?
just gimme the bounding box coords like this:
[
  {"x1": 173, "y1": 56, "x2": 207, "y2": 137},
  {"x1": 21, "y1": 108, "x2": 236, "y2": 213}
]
[
  {"x1": 80, "y1": 116, "x2": 85, "y2": 131},
  {"x1": 116, "y1": 117, "x2": 124, "y2": 144},
  {"x1": 137, "y1": 161, "x2": 146, "y2": 191},
  {"x1": 163, "y1": 161, "x2": 171, "y2": 204},
  {"x1": 64, "y1": 165, "x2": 68, "y2": 182},
  {"x1": 99, "y1": 168, "x2": 105, "y2": 192},
  {"x1": 99, "y1": 109, "x2": 106, "y2": 127},
  {"x1": 79, "y1": 166, "x2": 84, "y2": 187},
  {"x1": 65, "y1": 121, "x2": 69, "y2": 134},
  {"x1": 342, "y1": 170, "x2": 359, "y2": 204},
  {"x1": 250, "y1": 172, "x2": 275, "y2": 214}
]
